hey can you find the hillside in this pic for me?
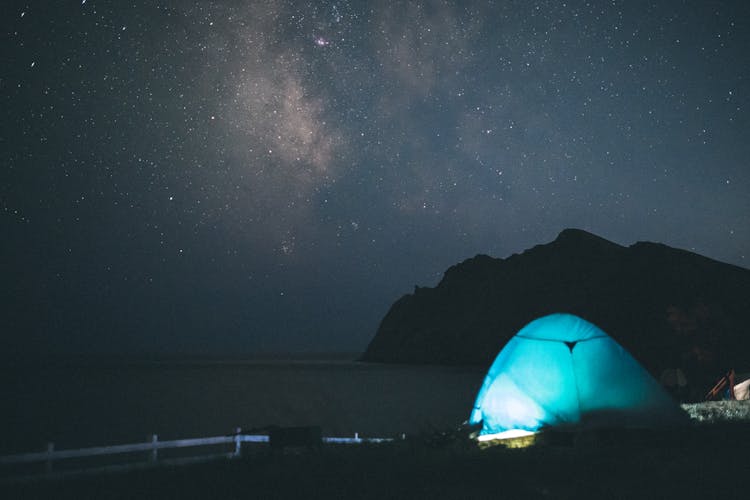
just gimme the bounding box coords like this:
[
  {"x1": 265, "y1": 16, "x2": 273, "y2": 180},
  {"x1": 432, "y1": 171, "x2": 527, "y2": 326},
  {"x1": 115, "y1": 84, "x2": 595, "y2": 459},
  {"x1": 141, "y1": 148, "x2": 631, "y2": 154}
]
[{"x1": 361, "y1": 229, "x2": 750, "y2": 398}]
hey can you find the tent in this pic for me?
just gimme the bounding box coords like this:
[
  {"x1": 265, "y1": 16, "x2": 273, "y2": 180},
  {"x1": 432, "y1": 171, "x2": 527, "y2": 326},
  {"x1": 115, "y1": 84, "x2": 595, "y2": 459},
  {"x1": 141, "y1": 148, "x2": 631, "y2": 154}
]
[
  {"x1": 735, "y1": 378, "x2": 750, "y2": 401},
  {"x1": 469, "y1": 313, "x2": 687, "y2": 438}
]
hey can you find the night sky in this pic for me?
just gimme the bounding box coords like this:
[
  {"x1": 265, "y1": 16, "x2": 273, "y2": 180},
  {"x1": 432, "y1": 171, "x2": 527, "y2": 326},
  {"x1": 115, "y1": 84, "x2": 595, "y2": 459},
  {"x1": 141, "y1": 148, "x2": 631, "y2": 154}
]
[{"x1": 2, "y1": 1, "x2": 748, "y2": 360}]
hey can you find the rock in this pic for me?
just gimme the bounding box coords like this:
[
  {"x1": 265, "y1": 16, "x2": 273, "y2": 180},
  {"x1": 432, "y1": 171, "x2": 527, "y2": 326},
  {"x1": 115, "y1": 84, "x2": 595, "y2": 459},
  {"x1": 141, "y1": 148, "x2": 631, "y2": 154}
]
[{"x1": 361, "y1": 228, "x2": 750, "y2": 398}]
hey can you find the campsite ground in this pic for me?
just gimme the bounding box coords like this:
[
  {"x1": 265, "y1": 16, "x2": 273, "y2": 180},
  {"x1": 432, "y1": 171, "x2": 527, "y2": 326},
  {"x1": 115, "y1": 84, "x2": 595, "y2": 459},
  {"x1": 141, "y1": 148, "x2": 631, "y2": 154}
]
[{"x1": 4, "y1": 422, "x2": 748, "y2": 499}]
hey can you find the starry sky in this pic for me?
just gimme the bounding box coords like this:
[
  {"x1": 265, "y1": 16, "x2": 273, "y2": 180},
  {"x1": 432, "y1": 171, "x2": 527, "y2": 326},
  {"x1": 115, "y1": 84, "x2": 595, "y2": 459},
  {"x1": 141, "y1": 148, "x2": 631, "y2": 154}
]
[{"x1": 2, "y1": 1, "x2": 748, "y2": 360}]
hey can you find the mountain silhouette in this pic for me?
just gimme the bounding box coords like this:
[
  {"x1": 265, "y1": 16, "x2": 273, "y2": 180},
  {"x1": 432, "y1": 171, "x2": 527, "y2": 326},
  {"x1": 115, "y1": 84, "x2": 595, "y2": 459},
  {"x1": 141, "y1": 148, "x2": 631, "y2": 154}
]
[{"x1": 361, "y1": 229, "x2": 750, "y2": 399}]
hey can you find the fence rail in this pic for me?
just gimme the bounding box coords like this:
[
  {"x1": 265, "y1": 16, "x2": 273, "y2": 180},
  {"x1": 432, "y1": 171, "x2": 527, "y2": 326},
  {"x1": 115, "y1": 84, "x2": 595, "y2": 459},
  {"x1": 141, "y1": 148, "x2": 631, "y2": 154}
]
[{"x1": 0, "y1": 429, "x2": 395, "y2": 480}]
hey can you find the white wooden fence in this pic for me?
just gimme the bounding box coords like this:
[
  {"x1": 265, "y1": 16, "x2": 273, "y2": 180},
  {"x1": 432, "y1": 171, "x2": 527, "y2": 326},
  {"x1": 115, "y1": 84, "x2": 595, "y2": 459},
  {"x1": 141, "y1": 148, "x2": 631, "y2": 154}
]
[{"x1": 0, "y1": 429, "x2": 394, "y2": 481}]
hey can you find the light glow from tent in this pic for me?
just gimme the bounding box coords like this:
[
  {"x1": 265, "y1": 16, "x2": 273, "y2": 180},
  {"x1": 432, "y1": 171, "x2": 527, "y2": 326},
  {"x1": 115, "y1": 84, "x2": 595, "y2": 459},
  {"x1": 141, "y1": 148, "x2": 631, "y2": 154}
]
[
  {"x1": 469, "y1": 313, "x2": 688, "y2": 436},
  {"x1": 479, "y1": 380, "x2": 548, "y2": 432},
  {"x1": 476, "y1": 429, "x2": 535, "y2": 442}
]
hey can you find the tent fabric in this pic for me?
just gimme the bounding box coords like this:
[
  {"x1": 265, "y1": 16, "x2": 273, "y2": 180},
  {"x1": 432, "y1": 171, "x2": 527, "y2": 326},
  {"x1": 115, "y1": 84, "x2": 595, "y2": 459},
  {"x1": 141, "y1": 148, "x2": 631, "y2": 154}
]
[
  {"x1": 469, "y1": 313, "x2": 687, "y2": 435},
  {"x1": 734, "y1": 379, "x2": 750, "y2": 401}
]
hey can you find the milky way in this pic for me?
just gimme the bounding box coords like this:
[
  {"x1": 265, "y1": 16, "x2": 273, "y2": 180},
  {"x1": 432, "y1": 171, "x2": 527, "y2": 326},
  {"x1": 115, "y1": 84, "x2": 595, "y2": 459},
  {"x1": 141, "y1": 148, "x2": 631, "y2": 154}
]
[{"x1": 2, "y1": 1, "x2": 748, "y2": 358}]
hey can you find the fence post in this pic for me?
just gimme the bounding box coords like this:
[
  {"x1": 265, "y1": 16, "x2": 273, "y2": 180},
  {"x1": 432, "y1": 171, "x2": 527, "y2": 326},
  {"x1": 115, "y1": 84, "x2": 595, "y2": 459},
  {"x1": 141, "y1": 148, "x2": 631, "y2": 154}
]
[
  {"x1": 45, "y1": 442, "x2": 54, "y2": 474},
  {"x1": 234, "y1": 427, "x2": 242, "y2": 457},
  {"x1": 149, "y1": 434, "x2": 158, "y2": 463}
]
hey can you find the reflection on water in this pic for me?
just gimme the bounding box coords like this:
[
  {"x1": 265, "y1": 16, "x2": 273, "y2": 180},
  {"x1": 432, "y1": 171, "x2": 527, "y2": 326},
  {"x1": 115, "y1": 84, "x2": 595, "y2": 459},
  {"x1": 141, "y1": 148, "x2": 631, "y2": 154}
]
[{"x1": 1, "y1": 361, "x2": 484, "y2": 454}]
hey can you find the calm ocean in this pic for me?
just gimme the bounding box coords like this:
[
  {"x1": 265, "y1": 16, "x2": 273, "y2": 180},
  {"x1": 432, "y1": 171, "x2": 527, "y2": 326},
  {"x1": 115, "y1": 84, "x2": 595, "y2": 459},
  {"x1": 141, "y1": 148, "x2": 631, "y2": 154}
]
[{"x1": 1, "y1": 360, "x2": 484, "y2": 455}]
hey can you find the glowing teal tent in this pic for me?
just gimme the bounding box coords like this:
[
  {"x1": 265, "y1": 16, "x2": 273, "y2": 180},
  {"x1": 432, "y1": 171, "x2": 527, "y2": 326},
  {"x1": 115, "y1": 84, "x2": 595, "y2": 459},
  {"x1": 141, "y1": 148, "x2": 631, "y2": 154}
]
[{"x1": 469, "y1": 314, "x2": 687, "y2": 437}]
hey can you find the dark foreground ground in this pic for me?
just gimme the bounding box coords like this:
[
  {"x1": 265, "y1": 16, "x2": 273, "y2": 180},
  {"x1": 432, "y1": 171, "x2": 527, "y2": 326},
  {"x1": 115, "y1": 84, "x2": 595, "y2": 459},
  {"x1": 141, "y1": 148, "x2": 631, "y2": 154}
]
[{"x1": 3, "y1": 423, "x2": 748, "y2": 500}]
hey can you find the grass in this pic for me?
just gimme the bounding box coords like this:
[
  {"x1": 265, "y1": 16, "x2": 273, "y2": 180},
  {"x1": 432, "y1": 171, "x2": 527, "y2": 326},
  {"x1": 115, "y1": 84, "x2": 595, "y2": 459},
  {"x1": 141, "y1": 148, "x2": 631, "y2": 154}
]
[{"x1": 3, "y1": 423, "x2": 748, "y2": 499}]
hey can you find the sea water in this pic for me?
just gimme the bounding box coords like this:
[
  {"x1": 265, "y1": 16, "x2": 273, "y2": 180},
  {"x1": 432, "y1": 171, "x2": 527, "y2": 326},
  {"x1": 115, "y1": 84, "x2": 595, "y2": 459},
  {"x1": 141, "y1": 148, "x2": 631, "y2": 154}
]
[{"x1": 1, "y1": 360, "x2": 484, "y2": 455}]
